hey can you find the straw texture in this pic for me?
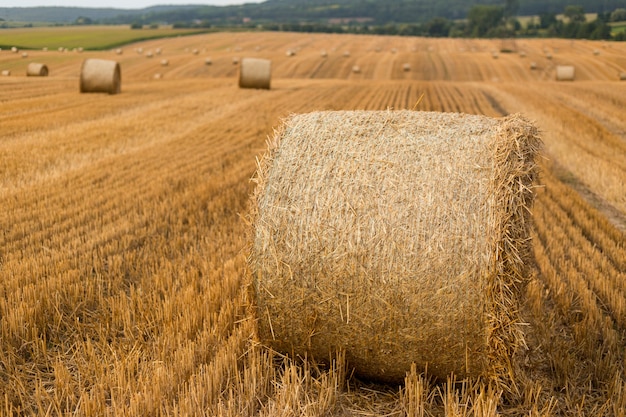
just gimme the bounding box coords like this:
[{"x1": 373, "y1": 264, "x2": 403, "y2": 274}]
[
  {"x1": 26, "y1": 63, "x2": 48, "y2": 77},
  {"x1": 249, "y1": 110, "x2": 541, "y2": 390},
  {"x1": 239, "y1": 58, "x2": 271, "y2": 90},
  {"x1": 556, "y1": 65, "x2": 575, "y2": 81},
  {"x1": 80, "y1": 59, "x2": 121, "y2": 94}
]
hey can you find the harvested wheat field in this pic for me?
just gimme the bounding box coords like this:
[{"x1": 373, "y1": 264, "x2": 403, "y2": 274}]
[{"x1": 1, "y1": 31, "x2": 626, "y2": 416}]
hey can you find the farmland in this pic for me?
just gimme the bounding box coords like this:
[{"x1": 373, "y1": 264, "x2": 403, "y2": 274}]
[{"x1": 1, "y1": 31, "x2": 626, "y2": 416}]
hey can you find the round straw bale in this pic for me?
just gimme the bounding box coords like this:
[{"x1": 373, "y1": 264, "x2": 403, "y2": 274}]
[
  {"x1": 556, "y1": 65, "x2": 575, "y2": 81},
  {"x1": 42, "y1": 47, "x2": 48, "y2": 52},
  {"x1": 11, "y1": 46, "x2": 18, "y2": 53},
  {"x1": 545, "y1": 53, "x2": 552, "y2": 59},
  {"x1": 619, "y1": 72, "x2": 626, "y2": 81},
  {"x1": 1, "y1": 70, "x2": 11, "y2": 76},
  {"x1": 250, "y1": 110, "x2": 541, "y2": 387},
  {"x1": 232, "y1": 57, "x2": 239, "y2": 65},
  {"x1": 238, "y1": 57, "x2": 271, "y2": 90},
  {"x1": 146, "y1": 51, "x2": 153, "y2": 58},
  {"x1": 519, "y1": 51, "x2": 526, "y2": 57},
  {"x1": 26, "y1": 63, "x2": 49, "y2": 76},
  {"x1": 530, "y1": 62, "x2": 537, "y2": 70},
  {"x1": 79, "y1": 59, "x2": 121, "y2": 94},
  {"x1": 286, "y1": 49, "x2": 296, "y2": 57},
  {"x1": 192, "y1": 48, "x2": 199, "y2": 55},
  {"x1": 205, "y1": 57, "x2": 212, "y2": 65},
  {"x1": 155, "y1": 48, "x2": 162, "y2": 55},
  {"x1": 593, "y1": 49, "x2": 600, "y2": 55},
  {"x1": 58, "y1": 47, "x2": 64, "y2": 52},
  {"x1": 115, "y1": 48, "x2": 123, "y2": 55},
  {"x1": 403, "y1": 63, "x2": 411, "y2": 72},
  {"x1": 351, "y1": 65, "x2": 361, "y2": 73},
  {"x1": 320, "y1": 50, "x2": 328, "y2": 58},
  {"x1": 343, "y1": 51, "x2": 350, "y2": 57}
]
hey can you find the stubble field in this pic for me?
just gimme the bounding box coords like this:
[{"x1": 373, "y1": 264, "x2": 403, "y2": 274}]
[{"x1": 1, "y1": 31, "x2": 626, "y2": 416}]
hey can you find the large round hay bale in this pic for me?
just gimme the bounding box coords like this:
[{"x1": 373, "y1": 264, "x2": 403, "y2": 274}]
[
  {"x1": 26, "y1": 63, "x2": 49, "y2": 76},
  {"x1": 556, "y1": 65, "x2": 575, "y2": 81},
  {"x1": 250, "y1": 110, "x2": 541, "y2": 387},
  {"x1": 238, "y1": 57, "x2": 271, "y2": 90},
  {"x1": 79, "y1": 59, "x2": 121, "y2": 94}
]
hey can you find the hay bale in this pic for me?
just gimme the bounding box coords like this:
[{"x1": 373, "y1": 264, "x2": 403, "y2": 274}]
[
  {"x1": 403, "y1": 63, "x2": 411, "y2": 72},
  {"x1": 79, "y1": 59, "x2": 121, "y2": 94},
  {"x1": 232, "y1": 57, "x2": 239, "y2": 65},
  {"x1": 161, "y1": 59, "x2": 169, "y2": 66},
  {"x1": 286, "y1": 49, "x2": 296, "y2": 57},
  {"x1": 250, "y1": 110, "x2": 541, "y2": 387},
  {"x1": 26, "y1": 63, "x2": 49, "y2": 76},
  {"x1": 593, "y1": 49, "x2": 600, "y2": 55},
  {"x1": 21, "y1": 52, "x2": 29, "y2": 58},
  {"x1": 192, "y1": 49, "x2": 199, "y2": 55},
  {"x1": 11, "y1": 46, "x2": 18, "y2": 53},
  {"x1": 556, "y1": 65, "x2": 575, "y2": 81},
  {"x1": 619, "y1": 72, "x2": 626, "y2": 81},
  {"x1": 115, "y1": 48, "x2": 123, "y2": 55},
  {"x1": 320, "y1": 50, "x2": 328, "y2": 58},
  {"x1": 238, "y1": 57, "x2": 271, "y2": 90},
  {"x1": 1, "y1": 70, "x2": 11, "y2": 76},
  {"x1": 351, "y1": 65, "x2": 361, "y2": 73},
  {"x1": 519, "y1": 51, "x2": 526, "y2": 57},
  {"x1": 530, "y1": 62, "x2": 537, "y2": 70},
  {"x1": 545, "y1": 53, "x2": 552, "y2": 60},
  {"x1": 146, "y1": 51, "x2": 154, "y2": 58},
  {"x1": 205, "y1": 57, "x2": 212, "y2": 65},
  {"x1": 343, "y1": 51, "x2": 350, "y2": 57},
  {"x1": 491, "y1": 51, "x2": 499, "y2": 59}
]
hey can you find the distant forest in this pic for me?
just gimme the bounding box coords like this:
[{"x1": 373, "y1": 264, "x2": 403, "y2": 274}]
[{"x1": 1, "y1": 0, "x2": 625, "y2": 40}]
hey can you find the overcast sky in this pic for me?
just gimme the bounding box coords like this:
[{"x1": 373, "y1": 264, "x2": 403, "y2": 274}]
[{"x1": 1, "y1": 0, "x2": 263, "y2": 8}]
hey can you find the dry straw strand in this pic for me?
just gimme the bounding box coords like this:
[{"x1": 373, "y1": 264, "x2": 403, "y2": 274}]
[
  {"x1": 26, "y1": 63, "x2": 49, "y2": 76},
  {"x1": 249, "y1": 110, "x2": 541, "y2": 393},
  {"x1": 79, "y1": 58, "x2": 121, "y2": 94},
  {"x1": 239, "y1": 57, "x2": 271, "y2": 90}
]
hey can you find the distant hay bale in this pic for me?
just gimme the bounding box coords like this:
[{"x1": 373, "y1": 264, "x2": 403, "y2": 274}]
[
  {"x1": 79, "y1": 58, "x2": 121, "y2": 94},
  {"x1": 21, "y1": 52, "x2": 28, "y2": 58},
  {"x1": 491, "y1": 51, "x2": 499, "y2": 59},
  {"x1": 1, "y1": 70, "x2": 11, "y2": 76},
  {"x1": 250, "y1": 110, "x2": 541, "y2": 387},
  {"x1": 530, "y1": 62, "x2": 537, "y2": 70},
  {"x1": 26, "y1": 63, "x2": 49, "y2": 76},
  {"x1": 619, "y1": 72, "x2": 626, "y2": 81},
  {"x1": 136, "y1": 48, "x2": 143, "y2": 54},
  {"x1": 232, "y1": 57, "x2": 239, "y2": 65},
  {"x1": 286, "y1": 49, "x2": 296, "y2": 57},
  {"x1": 593, "y1": 49, "x2": 600, "y2": 55},
  {"x1": 153, "y1": 73, "x2": 162, "y2": 80},
  {"x1": 161, "y1": 59, "x2": 169, "y2": 66},
  {"x1": 320, "y1": 50, "x2": 328, "y2": 58},
  {"x1": 556, "y1": 65, "x2": 575, "y2": 81},
  {"x1": 519, "y1": 51, "x2": 526, "y2": 57},
  {"x1": 192, "y1": 49, "x2": 199, "y2": 55},
  {"x1": 238, "y1": 57, "x2": 271, "y2": 90},
  {"x1": 391, "y1": 48, "x2": 397, "y2": 54},
  {"x1": 77, "y1": 47, "x2": 83, "y2": 53},
  {"x1": 403, "y1": 63, "x2": 411, "y2": 72},
  {"x1": 343, "y1": 51, "x2": 350, "y2": 57},
  {"x1": 351, "y1": 65, "x2": 361, "y2": 73},
  {"x1": 155, "y1": 48, "x2": 162, "y2": 55},
  {"x1": 146, "y1": 51, "x2": 154, "y2": 58},
  {"x1": 545, "y1": 53, "x2": 552, "y2": 60},
  {"x1": 42, "y1": 47, "x2": 48, "y2": 52},
  {"x1": 11, "y1": 46, "x2": 18, "y2": 53},
  {"x1": 115, "y1": 48, "x2": 123, "y2": 55},
  {"x1": 58, "y1": 47, "x2": 64, "y2": 52},
  {"x1": 205, "y1": 57, "x2": 212, "y2": 65}
]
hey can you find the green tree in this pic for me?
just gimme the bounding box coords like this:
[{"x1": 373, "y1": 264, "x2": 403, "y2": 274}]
[
  {"x1": 504, "y1": 0, "x2": 520, "y2": 19},
  {"x1": 467, "y1": 5, "x2": 504, "y2": 37},
  {"x1": 564, "y1": 5, "x2": 586, "y2": 23}
]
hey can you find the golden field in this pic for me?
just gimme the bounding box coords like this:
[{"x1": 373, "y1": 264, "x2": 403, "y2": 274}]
[{"x1": 1, "y1": 31, "x2": 626, "y2": 416}]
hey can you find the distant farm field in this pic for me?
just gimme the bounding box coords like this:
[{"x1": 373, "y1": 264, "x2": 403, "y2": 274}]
[
  {"x1": 0, "y1": 25, "x2": 209, "y2": 50},
  {"x1": 1, "y1": 30, "x2": 626, "y2": 416}
]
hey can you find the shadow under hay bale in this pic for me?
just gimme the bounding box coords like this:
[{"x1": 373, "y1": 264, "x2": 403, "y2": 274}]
[
  {"x1": 79, "y1": 59, "x2": 121, "y2": 94},
  {"x1": 26, "y1": 63, "x2": 48, "y2": 76},
  {"x1": 239, "y1": 58, "x2": 271, "y2": 90},
  {"x1": 249, "y1": 110, "x2": 541, "y2": 391}
]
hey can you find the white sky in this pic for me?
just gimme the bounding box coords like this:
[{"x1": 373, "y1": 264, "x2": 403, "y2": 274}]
[{"x1": 1, "y1": 0, "x2": 263, "y2": 8}]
